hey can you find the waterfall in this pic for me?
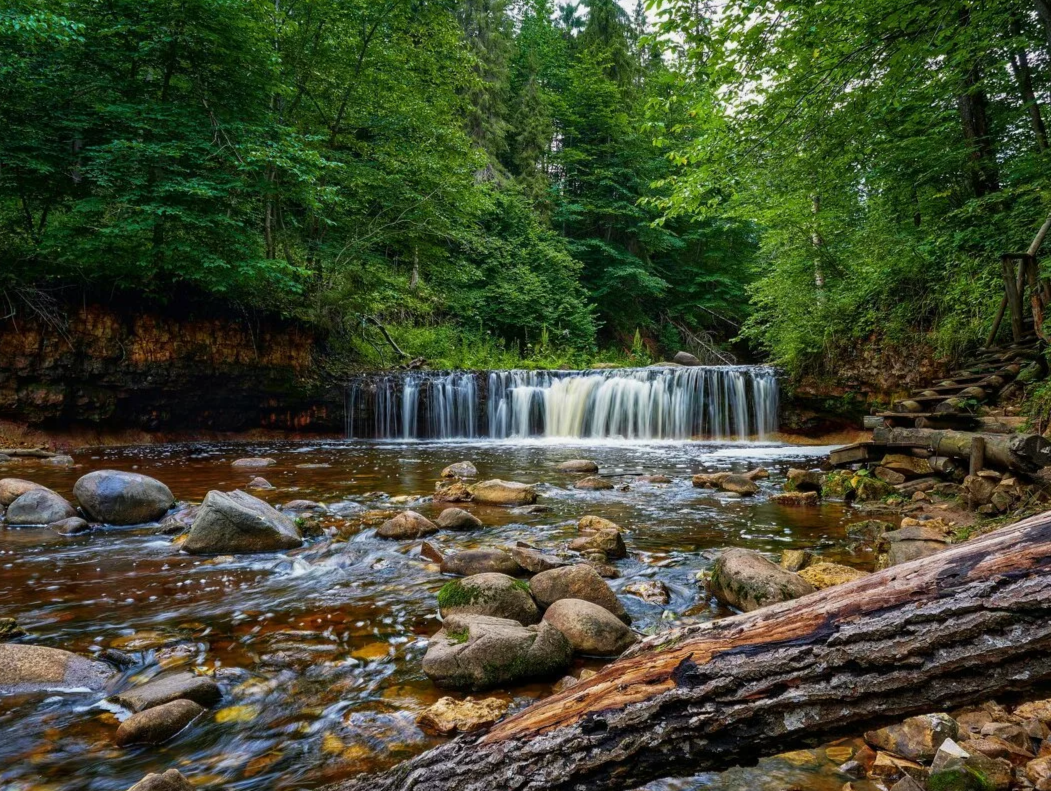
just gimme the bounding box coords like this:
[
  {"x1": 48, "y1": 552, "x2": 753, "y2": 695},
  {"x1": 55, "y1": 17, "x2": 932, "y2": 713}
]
[{"x1": 345, "y1": 366, "x2": 778, "y2": 441}]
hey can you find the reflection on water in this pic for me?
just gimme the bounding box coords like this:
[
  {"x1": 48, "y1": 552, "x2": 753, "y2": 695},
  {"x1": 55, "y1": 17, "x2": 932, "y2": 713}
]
[{"x1": 0, "y1": 439, "x2": 874, "y2": 790}]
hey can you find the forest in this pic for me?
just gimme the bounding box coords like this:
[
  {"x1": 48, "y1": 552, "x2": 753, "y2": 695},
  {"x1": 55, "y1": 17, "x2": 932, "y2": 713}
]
[{"x1": 3, "y1": 0, "x2": 1051, "y2": 372}]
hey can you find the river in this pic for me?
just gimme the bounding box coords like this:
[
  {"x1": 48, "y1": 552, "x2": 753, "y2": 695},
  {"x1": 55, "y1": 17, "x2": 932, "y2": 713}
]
[{"x1": 0, "y1": 437, "x2": 881, "y2": 791}]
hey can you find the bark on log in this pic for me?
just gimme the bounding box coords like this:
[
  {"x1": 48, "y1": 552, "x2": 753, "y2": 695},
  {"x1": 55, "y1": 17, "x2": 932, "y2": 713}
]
[
  {"x1": 872, "y1": 426, "x2": 1051, "y2": 473},
  {"x1": 332, "y1": 513, "x2": 1051, "y2": 791}
]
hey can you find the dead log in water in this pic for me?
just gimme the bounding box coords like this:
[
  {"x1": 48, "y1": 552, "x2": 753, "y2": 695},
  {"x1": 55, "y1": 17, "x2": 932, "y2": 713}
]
[
  {"x1": 332, "y1": 512, "x2": 1051, "y2": 791},
  {"x1": 872, "y1": 425, "x2": 1051, "y2": 472}
]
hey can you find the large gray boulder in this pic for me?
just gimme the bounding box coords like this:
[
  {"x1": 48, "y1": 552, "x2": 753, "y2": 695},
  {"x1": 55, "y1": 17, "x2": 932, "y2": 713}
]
[
  {"x1": 74, "y1": 470, "x2": 174, "y2": 525},
  {"x1": 0, "y1": 478, "x2": 45, "y2": 506},
  {"x1": 182, "y1": 490, "x2": 303, "y2": 554},
  {"x1": 530, "y1": 564, "x2": 630, "y2": 624},
  {"x1": 0, "y1": 643, "x2": 112, "y2": 695},
  {"x1": 710, "y1": 548, "x2": 816, "y2": 612},
  {"x1": 435, "y1": 507, "x2": 483, "y2": 530},
  {"x1": 422, "y1": 614, "x2": 572, "y2": 691},
  {"x1": 440, "y1": 549, "x2": 523, "y2": 577},
  {"x1": 6, "y1": 489, "x2": 76, "y2": 526},
  {"x1": 437, "y1": 573, "x2": 540, "y2": 625},
  {"x1": 542, "y1": 599, "x2": 638, "y2": 657}
]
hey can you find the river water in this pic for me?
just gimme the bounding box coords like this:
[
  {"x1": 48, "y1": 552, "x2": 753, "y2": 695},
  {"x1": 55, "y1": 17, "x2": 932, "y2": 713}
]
[{"x1": 0, "y1": 438, "x2": 882, "y2": 791}]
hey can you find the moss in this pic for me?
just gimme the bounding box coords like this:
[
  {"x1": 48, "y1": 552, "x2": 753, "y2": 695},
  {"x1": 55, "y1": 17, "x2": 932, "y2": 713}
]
[
  {"x1": 446, "y1": 628, "x2": 470, "y2": 645},
  {"x1": 437, "y1": 580, "x2": 484, "y2": 610},
  {"x1": 511, "y1": 579, "x2": 531, "y2": 594},
  {"x1": 927, "y1": 766, "x2": 995, "y2": 791}
]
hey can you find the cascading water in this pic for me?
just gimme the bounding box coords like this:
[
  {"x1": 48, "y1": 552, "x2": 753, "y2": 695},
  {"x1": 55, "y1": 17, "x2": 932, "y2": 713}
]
[{"x1": 346, "y1": 366, "x2": 778, "y2": 441}]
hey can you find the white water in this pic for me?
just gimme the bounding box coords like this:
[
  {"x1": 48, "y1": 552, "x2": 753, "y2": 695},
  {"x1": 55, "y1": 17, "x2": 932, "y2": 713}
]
[{"x1": 346, "y1": 366, "x2": 778, "y2": 441}]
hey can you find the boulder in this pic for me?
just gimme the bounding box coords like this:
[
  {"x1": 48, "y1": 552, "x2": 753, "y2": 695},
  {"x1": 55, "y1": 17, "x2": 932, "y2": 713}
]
[
  {"x1": 878, "y1": 526, "x2": 951, "y2": 568},
  {"x1": 864, "y1": 713, "x2": 959, "y2": 762},
  {"x1": 328, "y1": 500, "x2": 366, "y2": 517},
  {"x1": 622, "y1": 579, "x2": 670, "y2": 605},
  {"x1": 542, "y1": 598, "x2": 637, "y2": 657},
  {"x1": 127, "y1": 769, "x2": 194, "y2": 791},
  {"x1": 578, "y1": 515, "x2": 621, "y2": 534},
  {"x1": 6, "y1": 489, "x2": 76, "y2": 526},
  {"x1": 246, "y1": 477, "x2": 274, "y2": 490},
  {"x1": 437, "y1": 573, "x2": 540, "y2": 625},
  {"x1": 529, "y1": 564, "x2": 629, "y2": 623},
  {"x1": 574, "y1": 476, "x2": 614, "y2": 491},
  {"x1": 854, "y1": 476, "x2": 897, "y2": 502},
  {"x1": 441, "y1": 461, "x2": 478, "y2": 478},
  {"x1": 509, "y1": 546, "x2": 567, "y2": 574},
  {"x1": 376, "y1": 510, "x2": 438, "y2": 540},
  {"x1": 772, "y1": 491, "x2": 819, "y2": 507},
  {"x1": 786, "y1": 469, "x2": 826, "y2": 493},
  {"x1": 930, "y1": 739, "x2": 1013, "y2": 791},
  {"x1": 50, "y1": 516, "x2": 90, "y2": 535},
  {"x1": 417, "y1": 696, "x2": 510, "y2": 735},
  {"x1": 569, "y1": 529, "x2": 626, "y2": 559},
  {"x1": 558, "y1": 459, "x2": 599, "y2": 473},
  {"x1": 779, "y1": 548, "x2": 813, "y2": 572},
  {"x1": 672, "y1": 351, "x2": 700, "y2": 366},
  {"x1": 114, "y1": 699, "x2": 205, "y2": 746},
  {"x1": 709, "y1": 548, "x2": 816, "y2": 612},
  {"x1": 182, "y1": 490, "x2": 303, "y2": 554},
  {"x1": 880, "y1": 454, "x2": 934, "y2": 478},
  {"x1": 422, "y1": 614, "x2": 572, "y2": 691},
  {"x1": 798, "y1": 562, "x2": 870, "y2": 589},
  {"x1": 744, "y1": 467, "x2": 770, "y2": 480},
  {"x1": 435, "y1": 507, "x2": 483, "y2": 531},
  {"x1": 0, "y1": 478, "x2": 45, "y2": 506},
  {"x1": 231, "y1": 457, "x2": 275, "y2": 468},
  {"x1": 847, "y1": 519, "x2": 894, "y2": 542},
  {"x1": 0, "y1": 643, "x2": 111, "y2": 695},
  {"x1": 468, "y1": 479, "x2": 537, "y2": 506},
  {"x1": 692, "y1": 472, "x2": 730, "y2": 488},
  {"x1": 440, "y1": 549, "x2": 523, "y2": 577},
  {"x1": 112, "y1": 671, "x2": 221, "y2": 713},
  {"x1": 1027, "y1": 755, "x2": 1051, "y2": 787},
  {"x1": 73, "y1": 470, "x2": 174, "y2": 525},
  {"x1": 874, "y1": 466, "x2": 907, "y2": 486},
  {"x1": 718, "y1": 475, "x2": 758, "y2": 496}
]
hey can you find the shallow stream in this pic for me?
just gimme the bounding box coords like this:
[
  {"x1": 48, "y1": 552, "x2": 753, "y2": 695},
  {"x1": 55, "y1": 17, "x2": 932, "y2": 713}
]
[{"x1": 0, "y1": 439, "x2": 884, "y2": 791}]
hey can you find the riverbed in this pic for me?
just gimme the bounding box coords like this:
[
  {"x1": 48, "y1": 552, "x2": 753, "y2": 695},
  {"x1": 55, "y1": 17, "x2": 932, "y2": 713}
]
[{"x1": 0, "y1": 439, "x2": 882, "y2": 791}]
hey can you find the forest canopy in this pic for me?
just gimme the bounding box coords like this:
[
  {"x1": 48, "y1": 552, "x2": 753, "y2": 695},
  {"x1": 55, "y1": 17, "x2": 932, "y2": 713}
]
[{"x1": 2, "y1": 0, "x2": 1051, "y2": 370}]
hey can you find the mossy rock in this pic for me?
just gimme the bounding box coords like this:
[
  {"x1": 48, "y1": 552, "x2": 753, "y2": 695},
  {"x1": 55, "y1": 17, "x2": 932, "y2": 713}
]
[
  {"x1": 822, "y1": 470, "x2": 856, "y2": 499},
  {"x1": 437, "y1": 573, "x2": 540, "y2": 625}
]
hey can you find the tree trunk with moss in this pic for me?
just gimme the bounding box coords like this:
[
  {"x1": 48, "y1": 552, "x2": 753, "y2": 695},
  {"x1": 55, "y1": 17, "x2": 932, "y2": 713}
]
[{"x1": 329, "y1": 512, "x2": 1051, "y2": 791}]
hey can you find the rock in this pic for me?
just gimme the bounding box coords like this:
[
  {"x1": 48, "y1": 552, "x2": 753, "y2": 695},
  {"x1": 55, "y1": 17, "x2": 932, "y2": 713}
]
[
  {"x1": 1015, "y1": 699, "x2": 1051, "y2": 724},
  {"x1": 931, "y1": 739, "x2": 1013, "y2": 791},
  {"x1": 112, "y1": 671, "x2": 221, "y2": 712},
  {"x1": 718, "y1": 475, "x2": 759, "y2": 495},
  {"x1": 435, "y1": 507, "x2": 483, "y2": 530},
  {"x1": 440, "y1": 549, "x2": 523, "y2": 577},
  {"x1": 798, "y1": 562, "x2": 870, "y2": 589},
  {"x1": 786, "y1": 469, "x2": 826, "y2": 492},
  {"x1": 637, "y1": 474, "x2": 672, "y2": 483},
  {"x1": 73, "y1": 470, "x2": 174, "y2": 525},
  {"x1": 574, "y1": 476, "x2": 614, "y2": 491},
  {"x1": 965, "y1": 736, "x2": 1034, "y2": 767},
  {"x1": 569, "y1": 529, "x2": 626, "y2": 559},
  {"x1": 182, "y1": 490, "x2": 303, "y2": 554},
  {"x1": 854, "y1": 475, "x2": 897, "y2": 502},
  {"x1": 441, "y1": 461, "x2": 478, "y2": 478},
  {"x1": 1027, "y1": 755, "x2": 1051, "y2": 786},
  {"x1": 127, "y1": 769, "x2": 194, "y2": 791},
  {"x1": 881, "y1": 454, "x2": 934, "y2": 477},
  {"x1": 542, "y1": 598, "x2": 638, "y2": 657},
  {"x1": 437, "y1": 573, "x2": 540, "y2": 625},
  {"x1": 980, "y1": 722, "x2": 1032, "y2": 751},
  {"x1": 282, "y1": 499, "x2": 325, "y2": 513},
  {"x1": 0, "y1": 643, "x2": 111, "y2": 694},
  {"x1": 964, "y1": 474, "x2": 997, "y2": 506},
  {"x1": 772, "y1": 491, "x2": 819, "y2": 507},
  {"x1": 509, "y1": 504, "x2": 550, "y2": 515},
  {"x1": 375, "y1": 510, "x2": 438, "y2": 540},
  {"x1": 887, "y1": 778, "x2": 925, "y2": 791},
  {"x1": 246, "y1": 476, "x2": 274, "y2": 490},
  {"x1": 869, "y1": 751, "x2": 926, "y2": 783},
  {"x1": 877, "y1": 525, "x2": 952, "y2": 568},
  {"x1": 779, "y1": 548, "x2": 813, "y2": 572},
  {"x1": 434, "y1": 480, "x2": 473, "y2": 503},
  {"x1": 231, "y1": 457, "x2": 276, "y2": 468},
  {"x1": 0, "y1": 617, "x2": 27, "y2": 640},
  {"x1": 622, "y1": 579, "x2": 670, "y2": 605},
  {"x1": 822, "y1": 470, "x2": 856, "y2": 499},
  {"x1": 417, "y1": 696, "x2": 510, "y2": 735},
  {"x1": 672, "y1": 351, "x2": 700, "y2": 366},
  {"x1": 709, "y1": 548, "x2": 815, "y2": 612},
  {"x1": 578, "y1": 515, "x2": 620, "y2": 534},
  {"x1": 847, "y1": 519, "x2": 894, "y2": 542},
  {"x1": 422, "y1": 614, "x2": 572, "y2": 691},
  {"x1": 114, "y1": 699, "x2": 206, "y2": 746},
  {"x1": 744, "y1": 468, "x2": 770, "y2": 480},
  {"x1": 0, "y1": 478, "x2": 45, "y2": 506},
  {"x1": 558, "y1": 459, "x2": 599, "y2": 473},
  {"x1": 529, "y1": 564, "x2": 629, "y2": 623},
  {"x1": 865, "y1": 713, "x2": 959, "y2": 762},
  {"x1": 692, "y1": 472, "x2": 730, "y2": 488},
  {"x1": 469, "y1": 479, "x2": 537, "y2": 506},
  {"x1": 509, "y1": 546, "x2": 567, "y2": 573},
  {"x1": 6, "y1": 489, "x2": 77, "y2": 526},
  {"x1": 420, "y1": 541, "x2": 444, "y2": 563},
  {"x1": 874, "y1": 466, "x2": 907, "y2": 485},
  {"x1": 328, "y1": 500, "x2": 366, "y2": 517},
  {"x1": 50, "y1": 516, "x2": 90, "y2": 535},
  {"x1": 43, "y1": 454, "x2": 74, "y2": 466}
]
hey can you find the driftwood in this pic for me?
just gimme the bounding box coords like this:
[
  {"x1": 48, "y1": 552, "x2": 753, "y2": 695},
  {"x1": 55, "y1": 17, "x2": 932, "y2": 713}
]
[
  {"x1": 0, "y1": 448, "x2": 55, "y2": 458},
  {"x1": 872, "y1": 425, "x2": 1051, "y2": 473},
  {"x1": 332, "y1": 513, "x2": 1051, "y2": 791}
]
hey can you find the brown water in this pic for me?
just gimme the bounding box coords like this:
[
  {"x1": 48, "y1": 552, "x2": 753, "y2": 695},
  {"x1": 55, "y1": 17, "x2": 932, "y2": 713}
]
[{"x1": 0, "y1": 439, "x2": 882, "y2": 791}]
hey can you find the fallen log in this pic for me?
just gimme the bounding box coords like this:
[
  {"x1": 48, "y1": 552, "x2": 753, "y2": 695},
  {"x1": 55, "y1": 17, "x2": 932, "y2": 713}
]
[
  {"x1": 0, "y1": 448, "x2": 56, "y2": 458},
  {"x1": 333, "y1": 513, "x2": 1051, "y2": 791},
  {"x1": 872, "y1": 425, "x2": 1051, "y2": 473}
]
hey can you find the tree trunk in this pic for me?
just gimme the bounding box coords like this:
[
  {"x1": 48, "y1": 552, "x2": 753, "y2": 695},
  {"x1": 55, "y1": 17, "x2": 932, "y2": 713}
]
[
  {"x1": 1003, "y1": 256, "x2": 1026, "y2": 342},
  {"x1": 1010, "y1": 18, "x2": 1049, "y2": 153},
  {"x1": 872, "y1": 425, "x2": 1051, "y2": 472},
  {"x1": 331, "y1": 513, "x2": 1051, "y2": 791}
]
